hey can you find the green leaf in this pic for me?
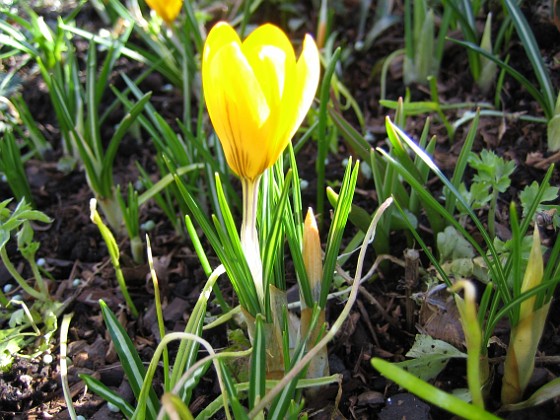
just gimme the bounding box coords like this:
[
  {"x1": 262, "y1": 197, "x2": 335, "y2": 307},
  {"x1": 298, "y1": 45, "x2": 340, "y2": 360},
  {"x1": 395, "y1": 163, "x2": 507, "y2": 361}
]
[
  {"x1": 469, "y1": 150, "x2": 515, "y2": 194},
  {"x1": 448, "y1": 38, "x2": 551, "y2": 119},
  {"x1": 328, "y1": 108, "x2": 372, "y2": 162},
  {"x1": 320, "y1": 159, "x2": 359, "y2": 306},
  {"x1": 519, "y1": 182, "x2": 559, "y2": 218},
  {"x1": 161, "y1": 393, "x2": 195, "y2": 420},
  {"x1": 219, "y1": 362, "x2": 249, "y2": 420},
  {"x1": 80, "y1": 374, "x2": 135, "y2": 418},
  {"x1": 100, "y1": 92, "x2": 152, "y2": 197},
  {"x1": 396, "y1": 334, "x2": 466, "y2": 382},
  {"x1": 0, "y1": 332, "x2": 24, "y2": 371},
  {"x1": 437, "y1": 226, "x2": 475, "y2": 262},
  {"x1": 503, "y1": 0, "x2": 555, "y2": 117},
  {"x1": 502, "y1": 377, "x2": 560, "y2": 411},
  {"x1": 547, "y1": 113, "x2": 560, "y2": 152},
  {"x1": 371, "y1": 358, "x2": 500, "y2": 419},
  {"x1": 99, "y1": 301, "x2": 158, "y2": 418},
  {"x1": 249, "y1": 315, "x2": 266, "y2": 410}
]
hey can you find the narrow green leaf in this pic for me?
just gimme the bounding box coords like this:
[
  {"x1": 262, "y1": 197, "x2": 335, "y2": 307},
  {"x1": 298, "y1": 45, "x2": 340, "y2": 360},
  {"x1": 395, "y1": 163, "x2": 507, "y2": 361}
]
[
  {"x1": 446, "y1": 110, "x2": 480, "y2": 215},
  {"x1": 219, "y1": 362, "x2": 249, "y2": 420},
  {"x1": 448, "y1": 39, "x2": 551, "y2": 119},
  {"x1": 320, "y1": 159, "x2": 359, "y2": 305},
  {"x1": 99, "y1": 301, "x2": 158, "y2": 418},
  {"x1": 86, "y1": 42, "x2": 102, "y2": 161},
  {"x1": 249, "y1": 315, "x2": 266, "y2": 409},
  {"x1": 328, "y1": 108, "x2": 372, "y2": 162},
  {"x1": 503, "y1": 0, "x2": 555, "y2": 116},
  {"x1": 100, "y1": 91, "x2": 152, "y2": 194},
  {"x1": 371, "y1": 358, "x2": 500, "y2": 420},
  {"x1": 161, "y1": 393, "x2": 195, "y2": 420},
  {"x1": 502, "y1": 377, "x2": 560, "y2": 411},
  {"x1": 80, "y1": 374, "x2": 135, "y2": 418},
  {"x1": 316, "y1": 47, "x2": 341, "y2": 222},
  {"x1": 262, "y1": 171, "x2": 293, "y2": 293}
]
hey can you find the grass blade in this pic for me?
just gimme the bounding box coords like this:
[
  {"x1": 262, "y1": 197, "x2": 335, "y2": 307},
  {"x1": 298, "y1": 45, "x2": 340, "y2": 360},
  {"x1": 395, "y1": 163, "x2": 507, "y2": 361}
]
[
  {"x1": 99, "y1": 300, "x2": 158, "y2": 419},
  {"x1": 80, "y1": 374, "x2": 135, "y2": 418},
  {"x1": 371, "y1": 358, "x2": 500, "y2": 420},
  {"x1": 503, "y1": 0, "x2": 555, "y2": 116}
]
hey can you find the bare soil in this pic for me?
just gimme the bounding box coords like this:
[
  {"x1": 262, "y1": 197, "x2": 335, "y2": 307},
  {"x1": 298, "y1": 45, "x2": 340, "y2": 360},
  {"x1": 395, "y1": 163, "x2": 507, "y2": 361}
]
[{"x1": 1, "y1": 1, "x2": 559, "y2": 419}]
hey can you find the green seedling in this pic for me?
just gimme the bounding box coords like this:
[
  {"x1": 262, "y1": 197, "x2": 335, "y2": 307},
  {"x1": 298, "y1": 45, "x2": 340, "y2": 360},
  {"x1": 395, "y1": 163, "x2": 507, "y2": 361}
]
[
  {"x1": 462, "y1": 149, "x2": 516, "y2": 239},
  {"x1": 376, "y1": 117, "x2": 560, "y2": 412},
  {"x1": 0, "y1": 7, "x2": 152, "y2": 235},
  {"x1": 0, "y1": 198, "x2": 62, "y2": 370},
  {"x1": 442, "y1": 1, "x2": 498, "y2": 94},
  {"x1": 0, "y1": 131, "x2": 33, "y2": 205},
  {"x1": 449, "y1": 0, "x2": 558, "y2": 150},
  {"x1": 519, "y1": 181, "x2": 559, "y2": 228},
  {"x1": 501, "y1": 229, "x2": 550, "y2": 404},
  {"x1": 89, "y1": 199, "x2": 138, "y2": 317},
  {"x1": 403, "y1": 0, "x2": 455, "y2": 87}
]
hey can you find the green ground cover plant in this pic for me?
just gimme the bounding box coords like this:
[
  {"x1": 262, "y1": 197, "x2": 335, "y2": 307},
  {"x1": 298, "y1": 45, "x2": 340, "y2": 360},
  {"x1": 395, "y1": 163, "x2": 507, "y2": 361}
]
[{"x1": 0, "y1": 0, "x2": 558, "y2": 418}]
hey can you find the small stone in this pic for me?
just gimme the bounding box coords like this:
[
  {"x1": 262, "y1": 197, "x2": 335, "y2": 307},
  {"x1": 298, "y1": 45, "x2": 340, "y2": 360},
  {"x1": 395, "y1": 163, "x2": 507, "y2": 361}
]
[
  {"x1": 356, "y1": 390, "x2": 384, "y2": 406},
  {"x1": 379, "y1": 393, "x2": 431, "y2": 420},
  {"x1": 141, "y1": 220, "x2": 156, "y2": 231},
  {"x1": 107, "y1": 402, "x2": 120, "y2": 413}
]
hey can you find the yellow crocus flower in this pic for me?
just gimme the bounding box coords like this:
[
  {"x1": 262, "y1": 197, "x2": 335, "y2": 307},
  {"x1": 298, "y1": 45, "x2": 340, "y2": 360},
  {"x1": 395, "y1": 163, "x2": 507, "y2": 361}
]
[
  {"x1": 145, "y1": 0, "x2": 183, "y2": 25},
  {"x1": 202, "y1": 22, "x2": 320, "y2": 309},
  {"x1": 202, "y1": 22, "x2": 320, "y2": 182}
]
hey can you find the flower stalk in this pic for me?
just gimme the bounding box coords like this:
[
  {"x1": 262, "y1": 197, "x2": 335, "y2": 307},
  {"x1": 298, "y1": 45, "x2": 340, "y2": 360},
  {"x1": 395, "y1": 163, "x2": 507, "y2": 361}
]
[{"x1": 240, "y1": 177, "x2": 264, "y2": 306}]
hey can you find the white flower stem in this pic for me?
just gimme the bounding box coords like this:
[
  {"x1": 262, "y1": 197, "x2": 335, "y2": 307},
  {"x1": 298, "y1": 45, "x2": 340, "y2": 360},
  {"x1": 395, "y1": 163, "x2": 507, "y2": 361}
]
[{"x1": 241, "y1": 177, "x2": 264, "y2": 308}]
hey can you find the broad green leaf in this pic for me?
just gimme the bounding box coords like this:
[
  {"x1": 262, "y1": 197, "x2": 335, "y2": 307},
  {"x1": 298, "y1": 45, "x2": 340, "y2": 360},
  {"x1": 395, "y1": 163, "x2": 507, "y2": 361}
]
[
  {"x1": 406, "y1": 334, "x2": 466, "y2": 359},
  {"x1": 519, "y1": 182, "x2": 558, "y2": 218},
  {"x1": 399, "y1": 333, "x2": 466, "y2": 382},
  {"x1": 437, "y1": 226, "x2": 475, "y2": 261}
]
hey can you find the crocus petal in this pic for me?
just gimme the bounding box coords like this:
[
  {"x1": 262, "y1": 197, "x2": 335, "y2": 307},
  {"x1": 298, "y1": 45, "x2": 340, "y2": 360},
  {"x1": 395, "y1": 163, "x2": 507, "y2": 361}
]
[
  {"x1": 203, "y1": 42, "x2": 270, "y2": 180},
  {"x1": 271, "y1": 34, "x2": 320, "y2": 162},
  {"x1": 243, "y1": 24, "x2": 300, "y2": 166},
  {"x1": 290, "y1": 34, "x2": 321, "y2": 139},
  {"x1": 203, "y1": 22, "x2": 241, "y2": 70},
  {"x1": 243, "y1": 24, "x2": 296, "y2": 108},
  {"x1": 145, "y1": 0, "x2": 183, "y2": 24}
]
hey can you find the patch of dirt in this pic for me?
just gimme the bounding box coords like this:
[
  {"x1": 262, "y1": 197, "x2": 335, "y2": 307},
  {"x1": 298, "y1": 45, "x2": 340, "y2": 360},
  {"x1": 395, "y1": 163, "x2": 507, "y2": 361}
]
[{"x1": 1, "y1": 1, "x2": 559, "y2": 419}]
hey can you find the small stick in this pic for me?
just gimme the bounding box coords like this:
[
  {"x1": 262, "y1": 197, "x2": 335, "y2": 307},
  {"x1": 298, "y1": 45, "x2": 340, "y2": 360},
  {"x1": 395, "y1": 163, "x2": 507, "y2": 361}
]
[{"x1": 404, "y1": 249, "x2": 420, "y2": 331}]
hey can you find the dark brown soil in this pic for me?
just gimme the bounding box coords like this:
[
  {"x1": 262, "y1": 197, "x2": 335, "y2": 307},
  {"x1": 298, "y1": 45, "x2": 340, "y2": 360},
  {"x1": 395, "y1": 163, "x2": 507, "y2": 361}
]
[{"x1": 1, "y1": 1, "x2": 559, "y2": 419}]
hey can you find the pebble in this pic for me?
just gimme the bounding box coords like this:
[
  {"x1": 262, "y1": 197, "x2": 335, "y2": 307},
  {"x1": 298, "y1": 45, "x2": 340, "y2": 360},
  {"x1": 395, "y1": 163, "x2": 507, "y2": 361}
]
[{"x1": 107, "y1": 402, "x2": 120, "y2": 413}]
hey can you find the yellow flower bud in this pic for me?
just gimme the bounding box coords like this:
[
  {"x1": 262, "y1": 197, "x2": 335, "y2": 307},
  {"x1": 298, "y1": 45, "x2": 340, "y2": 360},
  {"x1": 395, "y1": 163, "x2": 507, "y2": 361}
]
[
  {"x1": 145, "y1": 0, "x2": 183, "y2": 25},
  {"x1": 303, "y1": 207, "x2": 322, "y2": 300},
  {"x1": 202, "y1": 22, "x2": 320, "y2": 181}
]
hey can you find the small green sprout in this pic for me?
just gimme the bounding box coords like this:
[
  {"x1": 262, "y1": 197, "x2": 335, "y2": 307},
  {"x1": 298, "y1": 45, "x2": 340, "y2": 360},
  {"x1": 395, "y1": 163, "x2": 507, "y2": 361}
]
[{"x1": 464, "y1": 150, "x2": 516, "y2": 238}]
